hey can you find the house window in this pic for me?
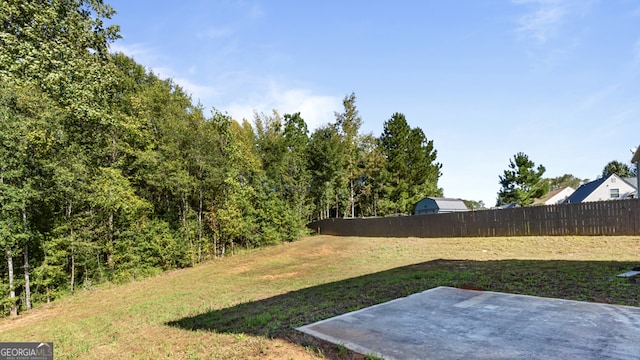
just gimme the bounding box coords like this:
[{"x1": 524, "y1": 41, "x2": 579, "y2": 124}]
[{"x1": 610, "y1": 188, "x2": 620, "y2": 198}]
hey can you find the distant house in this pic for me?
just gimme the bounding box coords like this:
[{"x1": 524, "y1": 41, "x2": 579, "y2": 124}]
[
  {"x1": 414, "y1": 197, "x2": 468, "y2": 215},
  {"x1": 623, "y1": 178, "x2": 637, "y2": 198},
  {"x1": 632, "y1": 145, "x2": 640, "y2": 192},
  {"x1": 492, "y1": 203, "x2": 519, "y2": 210},
  {"x1": 563, "y1": 174, "x2": 636, "y2": 204},
  {"x1": 532, "y1": 187, "x2": 575, "y2": 205}
]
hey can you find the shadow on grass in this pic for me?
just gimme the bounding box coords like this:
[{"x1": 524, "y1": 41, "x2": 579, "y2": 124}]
[{"x1": 167, "y1": 259, "x2": 639, "y2": 357}]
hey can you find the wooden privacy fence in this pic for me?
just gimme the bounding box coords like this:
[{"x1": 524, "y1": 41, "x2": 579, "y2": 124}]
[{"x1": 308, "y1": 199, "x2": 640, "y2": 238}]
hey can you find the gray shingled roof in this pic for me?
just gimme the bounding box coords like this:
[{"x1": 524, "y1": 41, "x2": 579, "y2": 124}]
[
  {"x1": 563, "y1": 177, "x2": 607, "y2": 204},
  {"x1": 430, "y1": 198, "x2": 468, "y2": 211},
  {"x1": 622, "y1": 177, "x2": 638, "y2": 188}
]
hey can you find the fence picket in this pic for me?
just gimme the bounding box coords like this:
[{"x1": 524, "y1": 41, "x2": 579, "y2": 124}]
[{"x1": 310, "y1": 199, "x2": 640, "y2": 237}]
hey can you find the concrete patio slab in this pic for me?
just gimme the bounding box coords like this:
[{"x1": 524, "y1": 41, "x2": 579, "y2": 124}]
[
  {"x1": 617, "y1": 270, "x2": 640, "y2": 278},
  {"x1": 297, "y1": 286, "x2": 640, "y2": 359}
]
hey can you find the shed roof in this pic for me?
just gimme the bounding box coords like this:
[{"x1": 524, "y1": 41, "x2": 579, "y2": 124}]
[{"x1": 428, "y1": 197, "x2": 468, "y2": 211}]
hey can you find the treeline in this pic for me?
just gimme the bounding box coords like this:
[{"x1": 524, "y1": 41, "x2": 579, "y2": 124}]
[{"x1": 0, "y1": 0, "x2": 442, "y2": 316}]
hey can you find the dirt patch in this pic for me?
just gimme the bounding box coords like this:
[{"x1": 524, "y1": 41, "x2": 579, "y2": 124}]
[{"x1": 261, "y1": 272, "x2": 300, "y2": 280}]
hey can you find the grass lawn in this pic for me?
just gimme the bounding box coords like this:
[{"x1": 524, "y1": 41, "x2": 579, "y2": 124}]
[{"x1": 0, "y1": 235, "x2": 639, "y2": 359}]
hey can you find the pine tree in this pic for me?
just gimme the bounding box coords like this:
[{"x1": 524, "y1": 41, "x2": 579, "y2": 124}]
[
  {"x1": 497, "y1": 152, "x2": 548, "y2": 206},
  {"x1": 379, "y1": 113, "x2": 442, "y2": 214}
]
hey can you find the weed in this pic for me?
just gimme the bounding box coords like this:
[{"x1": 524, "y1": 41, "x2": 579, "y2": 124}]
[
  {"x1": 336, "y1": 343, "x2": 348, "y2": 356},
  {"x1": 365, "y1": 352, "x2": 383, "y2": 360}
]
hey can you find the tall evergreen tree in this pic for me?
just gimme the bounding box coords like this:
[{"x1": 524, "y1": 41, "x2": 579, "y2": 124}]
[
  {"x1": 497, "y1": 152, "x2": 548, "y2": 206},
  {"x1": 378, "y1": 113, "x2": 442, "y2": 214}
]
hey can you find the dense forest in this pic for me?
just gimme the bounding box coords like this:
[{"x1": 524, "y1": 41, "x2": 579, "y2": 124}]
[{"x1": 0, "y1": 0, "x2": 443, "y2": 316}]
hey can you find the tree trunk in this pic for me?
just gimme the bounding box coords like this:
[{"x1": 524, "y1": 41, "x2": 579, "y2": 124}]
[
  {"x1": 67, "y1": 201, "x2": 75, "y2": 294},
  {"x1": 97, "y1": 251, "x2": 103, "y2": 282},
  {"x1": 350, "y1": 178, "x2": 355, "y2": 218},
  {"x1": 107, "y1": 212, "x2": 114, "y2": 268},
  {"x1": 182, "y1": 196, "x2": 194, "y2": 267},
  {"x1": 22, "y1": 207, "x2": 31, "y2": 311},
  {"x1": 23, "y1": 244, "x2": 31, "y2": 311},
  {"x1": 374, "y1": 194, "x2": 378, "y2": 217},
  {"x1": 70, "y1": 247, "x2": 75, "y2": 294},
  {"x1": 7, "y1": 248, "x2": 17, "y2": 316},
  {"x1": 198, "y1": 187, "x2": 203, "y2": 263}
]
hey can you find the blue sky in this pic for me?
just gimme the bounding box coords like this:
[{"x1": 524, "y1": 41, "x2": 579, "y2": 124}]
[{"x1": 107, "y1": 0, "x2": 640, "y2": 206}]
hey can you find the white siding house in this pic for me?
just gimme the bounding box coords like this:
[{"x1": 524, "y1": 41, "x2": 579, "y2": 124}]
[
  {"x1": 632, "y1": 145, "x2": 640, "y2": 193},
  {"x1": 533, "y1": 187, "x2": 575, "y2": 205},
  {"x1": 563, "y1": 174, "x2": 636, "y2": 204}
]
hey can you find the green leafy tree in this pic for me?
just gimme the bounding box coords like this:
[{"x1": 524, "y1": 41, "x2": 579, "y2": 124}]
[
  {"x1": 254, "y1": 111, "x2": 311, "y2": 242},
  {"x1": 48, "y1": 144, "x2": 93, "y2": 295},
  {"x1": 497, "y1": 152, "x2": 548, "y2": 206},
  {"x1": 214, "y1": 119, "x2": 261, "y2": 252},
  {"x1": 355, "y1": 134, "x2": 387, "y2": 217},
  {"x1": 0, "y1": 82, "x2": 62, "y2": 314},
  {"x1": 308, "y1": 125, "x2": 345, "y2": 219},
  {"x1": 89, "y1": 167, "x2": 152, "y2": 272},
  {"x1": 0, "y1": 0, "x2": 119, "y2": 82},
  {"x1": 544, "y1": 174, "x2": 588, "y2": 190},
  {"x1": 282, "y1": 113, "x2": 312, "y2": 226},
  {"x1": 462, "y1": 199, "x2": 486, "y2": 210},
  {"x1": 602, "y1": 161, "x2": 635, "y2": 178},
  {"x1": 335, "y1": 93, "x2": 363, "y2": 217}
]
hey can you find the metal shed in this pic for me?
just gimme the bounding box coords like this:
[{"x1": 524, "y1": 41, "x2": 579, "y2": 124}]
[{"x1": 413, "y1": 197, "x2": 468, "y2": 215}]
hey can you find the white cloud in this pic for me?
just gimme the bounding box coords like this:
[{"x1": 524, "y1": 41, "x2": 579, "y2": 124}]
[
  {"x1": 108, "y1": 42, "x2": 221, "y2": 106},
  {"x1": 199, "y1": 27, "x2": 233, "y2": 39},
  {"x1": 512, "y1": 0, "x2": 593, "y2": 45},
  {"x1": 513, "y1": 0, "x2": 568, "y2": 44},
  {"x1": 109, "y1": 41, "x2": 339, "y2": 129},
  {"x1": 149, "y1": 65, "x2": 222, "y2": 106},
  {"x1": 109, "y1": 42, "x2": 159, "y2": 65},
  {"x1": 225, "y1": 84, "x2": 342, "y2": 130},
  {"x1": 174, "y1": 77, "x2": 222, "y2": 105},
  {"x1": 248, "y1": 2, "x2": 264, "y2": 19},
  {"x1": 577, "y1": 84, "x2": 619, "y2": 111}
]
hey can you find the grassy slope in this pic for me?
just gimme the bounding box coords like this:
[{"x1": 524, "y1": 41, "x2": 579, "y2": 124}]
[{"x1": 0, "y1": 235, "x2": 639, "y2": 359}]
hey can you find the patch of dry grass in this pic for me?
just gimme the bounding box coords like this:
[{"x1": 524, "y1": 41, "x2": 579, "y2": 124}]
[{"x1": 0, "y1": 235, "x2": 639, "y2": 359}]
